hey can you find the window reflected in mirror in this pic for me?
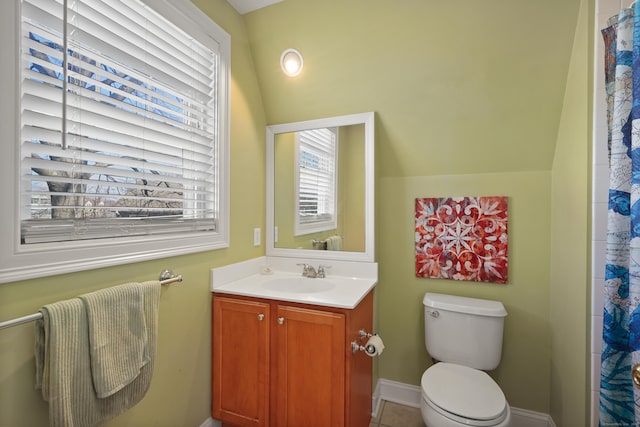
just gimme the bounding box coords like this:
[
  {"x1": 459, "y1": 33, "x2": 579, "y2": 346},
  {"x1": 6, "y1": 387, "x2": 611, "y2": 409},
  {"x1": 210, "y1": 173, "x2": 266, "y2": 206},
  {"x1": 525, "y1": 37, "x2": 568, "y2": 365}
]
[
  {"x1": 295, "y1": 127, "x2": 338, "y2": 236},
  {"x1": 274, "y1": 124, "x2": 365, "y2": 252}
]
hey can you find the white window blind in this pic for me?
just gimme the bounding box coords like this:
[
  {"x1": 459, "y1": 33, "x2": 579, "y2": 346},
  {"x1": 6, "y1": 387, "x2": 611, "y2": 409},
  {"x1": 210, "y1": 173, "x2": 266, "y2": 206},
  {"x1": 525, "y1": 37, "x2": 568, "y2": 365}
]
[
  {"x1": 20, "y1": 0, "x2": 221, "y2": 244},
  {"x1": 294, "y1": 128, "x2": 338, "y2": 235}
]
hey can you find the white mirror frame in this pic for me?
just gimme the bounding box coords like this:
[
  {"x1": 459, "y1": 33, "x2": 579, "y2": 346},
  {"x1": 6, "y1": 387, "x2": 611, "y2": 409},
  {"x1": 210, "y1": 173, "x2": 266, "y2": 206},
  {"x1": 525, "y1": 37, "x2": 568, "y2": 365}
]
[{"x1": 266, "y1": 112, "x2": 375, "y2": 263}]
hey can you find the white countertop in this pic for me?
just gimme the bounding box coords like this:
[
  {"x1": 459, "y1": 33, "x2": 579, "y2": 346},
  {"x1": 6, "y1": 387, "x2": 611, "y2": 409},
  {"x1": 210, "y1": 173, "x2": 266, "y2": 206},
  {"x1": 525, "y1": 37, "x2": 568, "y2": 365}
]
[{"x1": 211, "y1": 257, "x2": 378, "y2": 309}]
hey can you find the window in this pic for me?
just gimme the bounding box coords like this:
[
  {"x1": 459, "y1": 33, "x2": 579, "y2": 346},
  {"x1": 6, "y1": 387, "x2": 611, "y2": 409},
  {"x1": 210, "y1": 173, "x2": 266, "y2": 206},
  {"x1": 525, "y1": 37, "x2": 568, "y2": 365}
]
[
  {"x1": 294, "y1": 128, "x2": 338, "y2": 236},
  {"x1": 0, "y1": 0, "x2": 230, "y2": 283}
]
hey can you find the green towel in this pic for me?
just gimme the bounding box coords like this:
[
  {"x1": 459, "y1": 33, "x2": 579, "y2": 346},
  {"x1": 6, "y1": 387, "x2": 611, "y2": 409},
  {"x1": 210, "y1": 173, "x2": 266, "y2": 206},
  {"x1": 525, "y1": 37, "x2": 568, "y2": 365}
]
[
  {"x1": 35, "y1": 281, "x2": 161, "y2": 427},
  {"x1": 79, "y1": 282, "x2": 148, "y2": 398}
]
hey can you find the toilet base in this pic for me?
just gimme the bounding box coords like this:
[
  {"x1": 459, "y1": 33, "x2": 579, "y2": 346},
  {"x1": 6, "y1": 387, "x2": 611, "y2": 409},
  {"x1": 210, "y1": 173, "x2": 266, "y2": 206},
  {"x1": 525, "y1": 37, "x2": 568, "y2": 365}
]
[{"x1": 420, "y1": 394, "x2": 511, "y2": 427}]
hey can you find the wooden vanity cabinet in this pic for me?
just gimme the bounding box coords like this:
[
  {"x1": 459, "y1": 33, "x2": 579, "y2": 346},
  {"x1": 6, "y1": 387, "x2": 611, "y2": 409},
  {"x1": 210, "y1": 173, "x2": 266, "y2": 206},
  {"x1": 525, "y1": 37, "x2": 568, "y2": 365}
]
[{"x1": 212, "y1": 291, "x2": 374, "y2": 427}]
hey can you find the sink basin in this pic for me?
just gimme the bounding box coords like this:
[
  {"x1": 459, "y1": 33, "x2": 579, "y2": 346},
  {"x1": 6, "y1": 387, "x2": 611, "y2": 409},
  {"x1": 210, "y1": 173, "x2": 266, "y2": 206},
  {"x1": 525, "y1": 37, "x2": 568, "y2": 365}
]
[{"x1": 262, "y1": 277, "x2": 336, "y2": 293}]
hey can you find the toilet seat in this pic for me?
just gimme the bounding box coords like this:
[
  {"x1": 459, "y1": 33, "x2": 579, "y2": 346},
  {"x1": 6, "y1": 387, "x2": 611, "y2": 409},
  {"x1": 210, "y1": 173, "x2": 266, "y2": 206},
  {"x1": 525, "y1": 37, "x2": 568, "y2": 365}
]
[{"x1": 421, "y1": 363, "x2": 507, "y2": 426}]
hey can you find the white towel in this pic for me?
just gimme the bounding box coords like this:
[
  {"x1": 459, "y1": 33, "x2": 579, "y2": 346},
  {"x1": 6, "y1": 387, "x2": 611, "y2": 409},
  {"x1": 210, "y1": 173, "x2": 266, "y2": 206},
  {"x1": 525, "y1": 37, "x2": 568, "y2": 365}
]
[
  {"x1": 327, "y1": 235, "x2": 343, "y2": 251},
  {"x1": 35, "y1": 281, "x2": 161, "y2": 427}
]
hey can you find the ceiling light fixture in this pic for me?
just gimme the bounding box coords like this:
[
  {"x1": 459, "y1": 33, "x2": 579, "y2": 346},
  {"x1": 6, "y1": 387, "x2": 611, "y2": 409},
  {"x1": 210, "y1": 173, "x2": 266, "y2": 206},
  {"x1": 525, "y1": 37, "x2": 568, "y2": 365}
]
[{"x1": 280, "y1": 48, "x2": 303, "y2": 77}]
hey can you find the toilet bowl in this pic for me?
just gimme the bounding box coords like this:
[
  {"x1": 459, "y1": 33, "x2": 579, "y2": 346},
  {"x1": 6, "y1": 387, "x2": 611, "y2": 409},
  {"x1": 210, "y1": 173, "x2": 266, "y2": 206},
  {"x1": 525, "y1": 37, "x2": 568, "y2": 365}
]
[{"x1": 420, "y1": 363, "x2": 511, "y2": 427}]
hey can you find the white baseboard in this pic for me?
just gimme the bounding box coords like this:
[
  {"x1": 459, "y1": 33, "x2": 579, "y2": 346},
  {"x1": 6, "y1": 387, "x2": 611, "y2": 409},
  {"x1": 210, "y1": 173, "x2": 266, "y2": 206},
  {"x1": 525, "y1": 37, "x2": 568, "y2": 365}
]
[
  {"x1": 199, "y1": 417, "x2": 220, "y2": 427},
  {"x1": 372, "y1": 378, "x2": 422, "y2": 416},
  {"x1": 373, "y1": 378, "x2": 556, "y2": 427},
  {"x1": 509, "y1": 407, "x2": 557, "y2": 427},
  {"x1": 204, "y1": 379, "x2": 555, "y2": 427}
]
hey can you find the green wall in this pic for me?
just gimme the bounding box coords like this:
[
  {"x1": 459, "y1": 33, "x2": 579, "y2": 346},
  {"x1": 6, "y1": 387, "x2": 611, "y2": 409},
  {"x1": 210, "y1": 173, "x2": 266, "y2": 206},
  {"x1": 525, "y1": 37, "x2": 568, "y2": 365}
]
[
  {"x1": 549, "y1": 0, "x2": 592, "y2": 424},
  {"x1": 243, "y1": 0, "x2": 583, "y2": 417},
  {"x1": 244, "y1": 0, "x2": 581, "y2": 175},
  {"x1": 0, "y1": 1, "x2": 267, "y2": 426}
]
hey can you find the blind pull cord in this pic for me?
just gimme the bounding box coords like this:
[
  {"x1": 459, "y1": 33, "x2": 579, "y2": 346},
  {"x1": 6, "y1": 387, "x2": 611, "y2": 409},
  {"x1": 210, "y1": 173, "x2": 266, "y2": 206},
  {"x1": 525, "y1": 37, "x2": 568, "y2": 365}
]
[{"x1": 62, "y1": 0, "x2": 68, "y2": 151}]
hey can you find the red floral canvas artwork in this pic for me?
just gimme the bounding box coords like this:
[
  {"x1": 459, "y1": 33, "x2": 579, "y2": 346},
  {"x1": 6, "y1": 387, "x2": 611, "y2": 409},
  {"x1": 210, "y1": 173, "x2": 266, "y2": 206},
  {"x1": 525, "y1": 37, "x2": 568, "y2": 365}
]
[{"x1": 415, "y1": 196, "x2": 508, "y2": 284}]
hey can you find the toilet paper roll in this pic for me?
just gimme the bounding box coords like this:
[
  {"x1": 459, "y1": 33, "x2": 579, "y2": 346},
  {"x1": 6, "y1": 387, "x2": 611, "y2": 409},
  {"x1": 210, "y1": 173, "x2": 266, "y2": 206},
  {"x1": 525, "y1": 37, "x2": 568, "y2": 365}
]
[{"x1": 364, "y1": 335, "x2": 384, "y2": 357}]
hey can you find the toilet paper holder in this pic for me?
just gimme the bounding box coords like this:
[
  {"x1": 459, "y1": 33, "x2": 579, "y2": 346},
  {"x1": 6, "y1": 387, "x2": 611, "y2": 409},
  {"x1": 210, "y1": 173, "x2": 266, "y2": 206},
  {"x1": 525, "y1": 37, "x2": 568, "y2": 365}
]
[
  {"x1": 351, "y1": 341, "x2": 375, "y2": 354},
  {"x1": 351, "y1": 329, "x2": 381, "y2": 355}
]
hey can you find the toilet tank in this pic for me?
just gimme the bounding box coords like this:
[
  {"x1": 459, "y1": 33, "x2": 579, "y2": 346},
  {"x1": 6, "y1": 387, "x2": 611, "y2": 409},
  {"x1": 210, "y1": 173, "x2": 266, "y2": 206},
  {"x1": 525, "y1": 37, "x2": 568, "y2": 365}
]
[{"x1": 423, "y1": 293, "x2": 507, "y2": 370}]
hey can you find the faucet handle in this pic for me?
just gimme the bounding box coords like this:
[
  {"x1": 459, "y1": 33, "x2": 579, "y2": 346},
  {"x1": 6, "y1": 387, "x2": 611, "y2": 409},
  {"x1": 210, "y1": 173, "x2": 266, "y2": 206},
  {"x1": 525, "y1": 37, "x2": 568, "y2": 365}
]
[
  {"x1": 296, "y1": 263, "x2": 310, "y2": 276},
  {"x1": 317, "y1": 265, "x2": 331, "y2": 278}
]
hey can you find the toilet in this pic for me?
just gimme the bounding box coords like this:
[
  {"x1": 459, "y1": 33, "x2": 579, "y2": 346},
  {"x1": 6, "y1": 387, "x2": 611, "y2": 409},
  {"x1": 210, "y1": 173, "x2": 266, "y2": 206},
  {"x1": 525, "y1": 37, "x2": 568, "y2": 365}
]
[{"x1": 421, "y1": 293, "x2": 511, "y2": 427}]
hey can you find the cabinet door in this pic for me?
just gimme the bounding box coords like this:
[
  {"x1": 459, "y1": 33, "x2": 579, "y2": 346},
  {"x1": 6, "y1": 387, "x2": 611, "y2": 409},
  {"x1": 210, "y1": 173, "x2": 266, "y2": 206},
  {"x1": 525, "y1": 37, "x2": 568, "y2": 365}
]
[
  {"x1": 274, "y1": 305, "x2": 346, "y2": 427},
  {"x1": 212, "y1": 297, "x2": 269, "y2": 427}
]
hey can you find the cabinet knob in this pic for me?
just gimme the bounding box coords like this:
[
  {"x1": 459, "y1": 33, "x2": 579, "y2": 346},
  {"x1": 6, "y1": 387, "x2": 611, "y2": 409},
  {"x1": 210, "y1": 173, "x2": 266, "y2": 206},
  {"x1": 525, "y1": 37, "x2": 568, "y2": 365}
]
[
  {"x1": 257, "y1": 313, "x2": 265, "y2": 321},
  {"x1": 277, "y1": 317, "x2": 285, "y2": 325}
]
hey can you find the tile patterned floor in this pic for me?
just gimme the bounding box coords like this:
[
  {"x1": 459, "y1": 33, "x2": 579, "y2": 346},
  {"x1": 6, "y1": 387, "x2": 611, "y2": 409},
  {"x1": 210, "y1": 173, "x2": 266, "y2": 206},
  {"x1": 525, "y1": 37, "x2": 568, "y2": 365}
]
[{"x1": 369, "y1": 400, "x2": 426, "y2": 427}]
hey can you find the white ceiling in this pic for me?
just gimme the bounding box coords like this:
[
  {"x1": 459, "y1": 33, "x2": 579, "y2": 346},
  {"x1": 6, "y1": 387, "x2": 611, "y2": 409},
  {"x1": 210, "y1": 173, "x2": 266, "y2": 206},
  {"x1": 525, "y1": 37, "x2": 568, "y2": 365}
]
[{"x1": 226, "y1": 0, "x2": 282, "y2": 15}]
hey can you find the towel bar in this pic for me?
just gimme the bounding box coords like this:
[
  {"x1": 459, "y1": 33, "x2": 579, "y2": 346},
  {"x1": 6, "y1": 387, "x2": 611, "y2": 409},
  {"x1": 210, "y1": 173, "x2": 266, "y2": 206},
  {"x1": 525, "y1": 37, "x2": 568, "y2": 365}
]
[{"x1": 0, "y1": 270, "x2": 183, "y2": 331}]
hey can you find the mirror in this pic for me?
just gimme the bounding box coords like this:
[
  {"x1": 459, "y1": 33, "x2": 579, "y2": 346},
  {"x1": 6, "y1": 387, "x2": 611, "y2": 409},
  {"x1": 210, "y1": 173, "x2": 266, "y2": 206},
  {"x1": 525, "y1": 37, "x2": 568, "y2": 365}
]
[{"x1": 266, "y1": 112, "x2": 374, "y2": 262}]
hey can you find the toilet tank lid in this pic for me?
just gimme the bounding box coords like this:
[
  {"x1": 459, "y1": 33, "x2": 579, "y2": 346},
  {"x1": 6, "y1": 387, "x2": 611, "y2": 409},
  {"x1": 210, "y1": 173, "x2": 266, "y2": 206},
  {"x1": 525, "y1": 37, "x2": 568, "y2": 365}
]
[{"x1": 423, "y1": 293, "x2": 507, "y2": 317}]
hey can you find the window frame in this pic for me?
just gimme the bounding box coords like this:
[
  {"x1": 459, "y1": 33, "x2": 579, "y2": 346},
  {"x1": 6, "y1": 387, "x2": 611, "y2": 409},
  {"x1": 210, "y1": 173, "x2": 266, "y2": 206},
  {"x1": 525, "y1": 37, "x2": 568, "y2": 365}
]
[{"x1": 0, "y1": 0, "x2": 230, "y2": 284}]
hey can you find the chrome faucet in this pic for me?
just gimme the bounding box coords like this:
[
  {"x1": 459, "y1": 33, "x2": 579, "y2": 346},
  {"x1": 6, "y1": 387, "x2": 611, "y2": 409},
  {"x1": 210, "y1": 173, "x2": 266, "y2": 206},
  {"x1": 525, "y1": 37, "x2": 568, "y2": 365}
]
[{"x1": 297, "y1": 263, "x2": 331, "y2": 278}]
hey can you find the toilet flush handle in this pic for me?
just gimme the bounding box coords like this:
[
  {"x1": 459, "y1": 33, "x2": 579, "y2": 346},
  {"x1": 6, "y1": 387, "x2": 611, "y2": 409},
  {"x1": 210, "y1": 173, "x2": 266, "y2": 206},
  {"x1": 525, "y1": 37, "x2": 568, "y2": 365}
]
[{"x1": 427, "y1": 310, "x2": 439, "y2": 318}]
